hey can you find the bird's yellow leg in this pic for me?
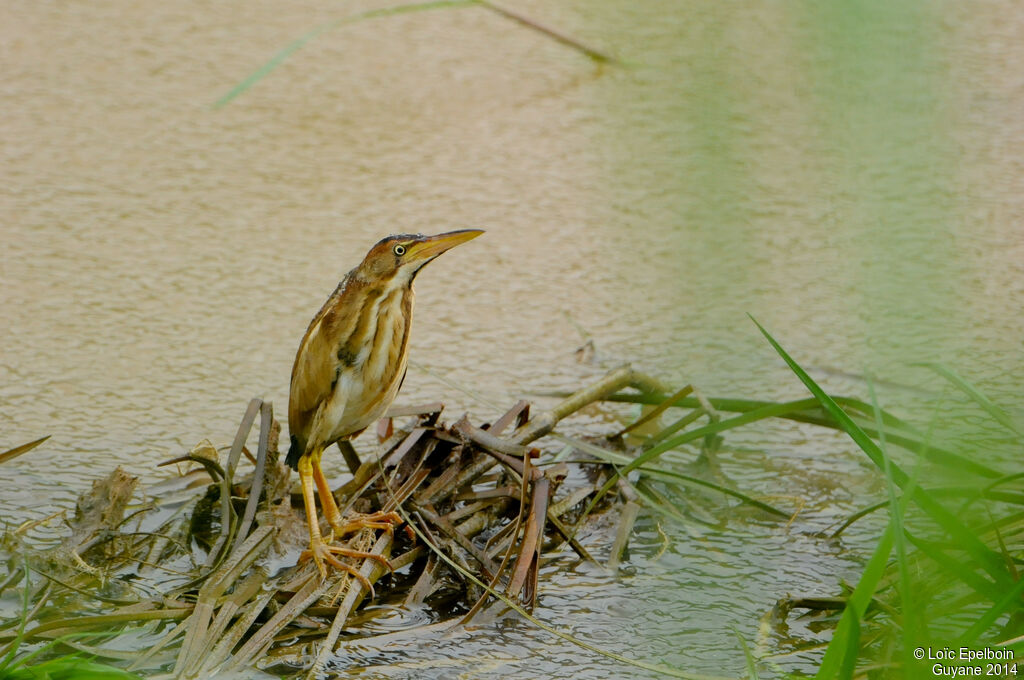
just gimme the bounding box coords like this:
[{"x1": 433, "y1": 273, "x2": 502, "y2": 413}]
[
  {"x1": 310, "y1": 450, "x2": 401, "y2": 546},
  {"x1": 297, "y1": 451, "x2": 331, "y2": 579},
  {"x1": 297, "y1": 451, "x2": 371, "y2": 589},
  {"x1": 311, "y1": 448, "x2": 345, "y2": 533},
  {"x1": 297, "y1": 451, "x2": 392, "y2": 592}
]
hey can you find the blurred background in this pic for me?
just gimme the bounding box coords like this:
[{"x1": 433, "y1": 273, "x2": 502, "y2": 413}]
[{"x1": 2, "y1": 1, "x2": 1022, "y2": 676}]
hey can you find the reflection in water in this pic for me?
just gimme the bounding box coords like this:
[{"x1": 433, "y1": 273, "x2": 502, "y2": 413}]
[{"x1": 2, "y1": 1, "x2": 1022, "y2": 676}]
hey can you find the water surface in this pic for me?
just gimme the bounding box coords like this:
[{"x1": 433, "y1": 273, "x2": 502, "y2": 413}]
[{"x1": 2, "y1": 1, "x2": 1022, "y2": 676}]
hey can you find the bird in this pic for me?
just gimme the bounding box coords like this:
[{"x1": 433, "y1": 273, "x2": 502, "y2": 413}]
[{"x1": 286, "y1": 229, "x2": 484, "y2": 580}]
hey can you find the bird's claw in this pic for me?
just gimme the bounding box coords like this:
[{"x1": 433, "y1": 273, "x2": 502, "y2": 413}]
[
  {"x1": 299, "y1": 537, "x2": 393, "y2": 597},
  {"x1": 301, "y1": 540, "x2": 393, "y2": 593},
  {"x1": 327, "y1": 510, "x2": 403, "y2": 539}
]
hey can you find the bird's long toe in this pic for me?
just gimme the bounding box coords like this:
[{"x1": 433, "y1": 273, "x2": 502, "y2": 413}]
[
  {"x1": 329, "y1": 511, "x2": 403, "y2": 538},
  {"x1": 300, "y1": 538, "x2": 381, "y2": 596}
]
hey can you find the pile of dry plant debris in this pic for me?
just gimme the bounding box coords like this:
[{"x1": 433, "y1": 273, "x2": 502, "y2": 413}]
[{"x1": 2, "y1": 367, "x2": 704, "y2": 679}]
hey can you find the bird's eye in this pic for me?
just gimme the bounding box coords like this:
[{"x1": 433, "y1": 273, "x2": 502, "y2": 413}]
[{"x1": 393, "y1": 244, "x2": 406, "y2": 256}]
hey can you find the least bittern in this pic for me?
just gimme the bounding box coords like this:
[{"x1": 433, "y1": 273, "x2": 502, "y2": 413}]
[{"x1": 286, "y1": 229, "x2": 483, "y2": 580}]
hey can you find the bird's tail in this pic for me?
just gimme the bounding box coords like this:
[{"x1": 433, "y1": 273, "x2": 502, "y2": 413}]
[{"x1": 285, "y1": 435, "x2": 303, "y2": 470}]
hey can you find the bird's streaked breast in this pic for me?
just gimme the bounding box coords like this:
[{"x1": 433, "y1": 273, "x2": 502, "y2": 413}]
[{"x1": 320, "y1": 280, "x2": 413, "y2": 444}]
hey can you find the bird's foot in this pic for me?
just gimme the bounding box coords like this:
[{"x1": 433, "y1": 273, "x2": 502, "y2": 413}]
[
  {"x1": 327, "y1": 510, "x2": 403, "y2": 539},
  {"x1": 299, "y1": 537, "x2": 393, "y2": 596}
]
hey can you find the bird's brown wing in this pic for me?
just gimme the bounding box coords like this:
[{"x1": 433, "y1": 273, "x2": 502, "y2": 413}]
[{"x1": 288, "y1": 312, "x2": 339, "y2": 449}]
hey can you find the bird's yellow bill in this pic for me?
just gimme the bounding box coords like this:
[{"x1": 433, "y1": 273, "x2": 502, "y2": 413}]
[{"x1": 406, "y1": 229, "x2": 484, "y2": 261}]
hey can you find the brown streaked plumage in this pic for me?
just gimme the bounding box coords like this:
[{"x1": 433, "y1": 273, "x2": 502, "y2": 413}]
[{"x1": 287, "y1": 229, "x2": 483, "y2": 580}]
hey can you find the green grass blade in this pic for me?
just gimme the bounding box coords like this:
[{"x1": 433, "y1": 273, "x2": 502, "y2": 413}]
[
  {"x1": 551, "y1": 431, "x2": 788, "y2": 517},
  {"x1": 984, "y1": 471, "x2": 1024, "y2": 492},
  {"x1": 959, "y1": 573, "x2": 1024, "y2": 643},
  {"x1": 4, "y1": 631, "x2": 141, "y2": 679},
  {"x1": 733, "y1": 628, "x2": 760, "y2": 680},
  {"x1": 834, "y1": 486, "x2": 1024, "y2": 537},
  {"x1": 866, "y1": 375, "x2": 918, "y2": 670},
  {"x1": 616, "y1": 384, "x2": 694, "y2": 437},
  {"x1": 916, "y1": 363, "x2": 1022, "y2": 436},
  {"x1": 639, "y1": 467, "x2": 788, "y2": 518},
  {"x1": 831, "y1": 500, "x2": 890, "y2": 537},
  {"x1": 0, "y1": 563, "x2": 31, "y2": 671},
  {"x1": 3, "y1": 657, "x2": 141, "y2": 679},
  {"x1": 750, "y1": 316, "x2": 1012, "y2": 589},
  {"x1": 578, "y1": 384, "x2": 995, "y2": 540},
  {"x1": 575, "y1": 405, "x2": 803, "y2": 534},
  {"x1": 213, "y1": 0, "x2": 479, "y2": 108},
  {"x1": 212, "y1": 22, "x2": 334, "y2": 109},
  {"x1": 816, "y1": 527, "x2": 892, "y2": 679},
  {"x1": 617, "y1": 471, "x2": 689, "y2": 524},
  {"x1": 903, "y1": 533, "x2": 1003, "y2": 602},
  {"x1": 836, "y1": 615, "x2": 860, "y2": 680},
  {"x1": 599, "y1": 393, "x2": 999, "y2": 478}
]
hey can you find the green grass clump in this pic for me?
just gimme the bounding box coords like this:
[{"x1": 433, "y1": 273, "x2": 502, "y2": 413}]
[
  {"x1": 753, "y1": 318, "x2": 1021, "y2": 679},
  {"x1": 599, "y1": 319, "x2": 1021, "y2": 677},
  {"x1": 0, "y1": 566, "x2": 141, "y2": 680},
  {"x1": 0, "y1": 656, "x2": 140, "y2": 680}
]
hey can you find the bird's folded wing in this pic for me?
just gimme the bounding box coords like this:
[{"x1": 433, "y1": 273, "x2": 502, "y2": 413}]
[{"x1": 288, "y1": 315, "x2": 339, "y2": 438}]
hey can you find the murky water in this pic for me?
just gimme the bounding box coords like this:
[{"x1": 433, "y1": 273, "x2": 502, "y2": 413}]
[{"x1": 2, "y1": 1, "x2": 1022, "y2": 677}]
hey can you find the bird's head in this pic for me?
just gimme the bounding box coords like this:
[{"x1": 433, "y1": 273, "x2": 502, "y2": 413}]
[{"x1": 357, "y1": 229, "x2": 484, "y2": 284}]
